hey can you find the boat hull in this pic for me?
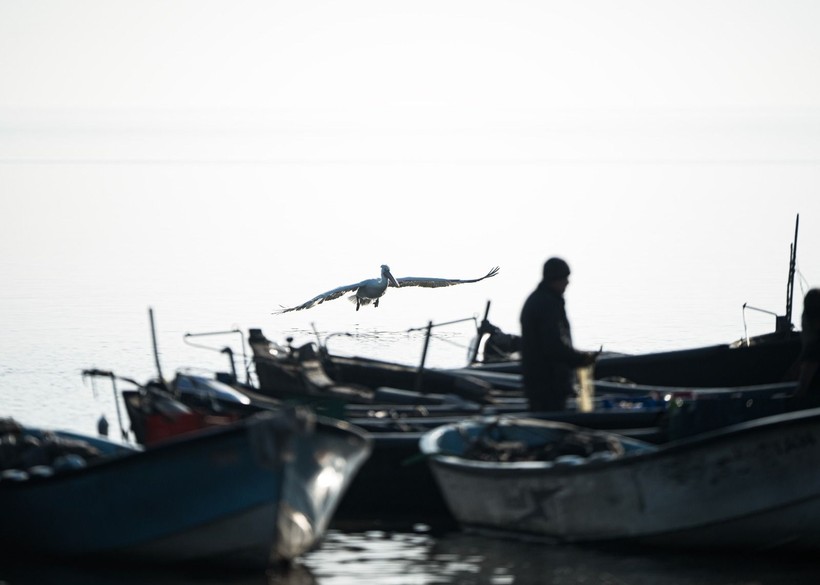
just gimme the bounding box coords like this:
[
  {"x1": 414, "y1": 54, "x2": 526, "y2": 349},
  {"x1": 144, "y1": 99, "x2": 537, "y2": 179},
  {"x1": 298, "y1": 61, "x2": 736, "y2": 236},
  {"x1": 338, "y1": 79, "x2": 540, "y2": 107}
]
[
  {"x1": 421, "y1": 409, "x2": 820, "y2": 551},
  {"x1": 0, "y1": 411, "x2": 371, "y2": 567},
  {"x1": 470, "y1": 333, "x2": 802, "y2": 389}
]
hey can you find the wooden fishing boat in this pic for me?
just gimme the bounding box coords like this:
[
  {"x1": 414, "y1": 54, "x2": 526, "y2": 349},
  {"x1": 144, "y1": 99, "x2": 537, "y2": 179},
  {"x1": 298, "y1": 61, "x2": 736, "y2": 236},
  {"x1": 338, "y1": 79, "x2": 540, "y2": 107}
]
[
  {"x1": 112, "y1": 358, "x2": 814, "y2": 529},
  {"x1": 100, "y1": 303, "x2": 801, "y2": 529},
  {"x1": 245, "y1": 318, "x2": 801, "y2": 435},
  {"x1": 420, "y1": 408, "x2": 820, "y2": 551},
  {"x1": 466, "y1": 214, "x2": 805, "y2": 389},
  {"x1": 0, "y1": 409, "x2": 371, "y2": 568},
  {"x1": 99, "y1": 368, "x2": 664, "y2": 527},
  {"x1": 248, "y1": 328, "x2": 502, "y2": 406},
  {"x1": 249, "y1": 290, "x2": 801, "y2": 407},
  {"x1": 75, "y1": 309, "x2": 661, "y2": 533},
  {"x1": 466, "y1": 329, "x2": 802, "y2": 389}
]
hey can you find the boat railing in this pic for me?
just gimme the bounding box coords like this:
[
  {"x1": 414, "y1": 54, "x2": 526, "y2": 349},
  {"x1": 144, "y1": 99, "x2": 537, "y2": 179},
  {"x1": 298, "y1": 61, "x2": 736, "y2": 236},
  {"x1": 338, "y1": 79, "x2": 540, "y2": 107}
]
[
  {"x1": 183, "y1": 328, "x2": 252, "y2": 386},
  {"x1": 82, "y1": 368, "x2": 143, "y2": 443}
]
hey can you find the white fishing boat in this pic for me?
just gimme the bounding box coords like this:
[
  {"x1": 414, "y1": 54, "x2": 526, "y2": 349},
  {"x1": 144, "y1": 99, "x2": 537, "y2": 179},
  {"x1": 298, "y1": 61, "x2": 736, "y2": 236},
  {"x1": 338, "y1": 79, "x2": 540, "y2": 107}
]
[{"x1": 420, "y1": 408, "x2": 820, "y2": 552}]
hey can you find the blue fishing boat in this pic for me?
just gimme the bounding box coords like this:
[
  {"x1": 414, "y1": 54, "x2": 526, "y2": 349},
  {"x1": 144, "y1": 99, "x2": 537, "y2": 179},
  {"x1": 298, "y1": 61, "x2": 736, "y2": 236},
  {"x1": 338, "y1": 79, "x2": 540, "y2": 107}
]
[{"x1": 0, "y1": 409, "x2": 371, "y2": 568}]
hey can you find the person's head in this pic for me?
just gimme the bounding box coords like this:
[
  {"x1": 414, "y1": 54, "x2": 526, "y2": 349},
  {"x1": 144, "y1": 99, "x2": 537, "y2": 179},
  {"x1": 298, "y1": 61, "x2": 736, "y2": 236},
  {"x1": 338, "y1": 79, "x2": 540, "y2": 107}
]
[
  {"x1": 542, "y1": 257, "x2": 570, "y2": 295},
  {"x1": 803, "y1": 288, "x2": 820, "y2": 325}
]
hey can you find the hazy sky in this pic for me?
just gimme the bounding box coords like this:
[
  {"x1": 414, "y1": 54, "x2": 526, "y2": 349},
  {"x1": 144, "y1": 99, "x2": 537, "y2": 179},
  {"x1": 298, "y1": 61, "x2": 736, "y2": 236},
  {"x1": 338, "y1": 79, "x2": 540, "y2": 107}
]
[
  {"x1": 2, "y1": 1, "x2": 819, "y2": 164},
  {"x1": 1, "y1": 1, "x2": 819, "y2": 346},
  {"x1": 2, "y1": 1, "x2": 819, "y2": 113}
]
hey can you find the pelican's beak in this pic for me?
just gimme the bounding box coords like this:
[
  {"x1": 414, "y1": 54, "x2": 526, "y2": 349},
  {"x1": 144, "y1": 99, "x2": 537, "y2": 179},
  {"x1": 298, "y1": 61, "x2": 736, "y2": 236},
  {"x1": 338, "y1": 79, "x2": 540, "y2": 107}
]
[{"x1": 388, "y1": 270, "x2": 400, "y2": 288}]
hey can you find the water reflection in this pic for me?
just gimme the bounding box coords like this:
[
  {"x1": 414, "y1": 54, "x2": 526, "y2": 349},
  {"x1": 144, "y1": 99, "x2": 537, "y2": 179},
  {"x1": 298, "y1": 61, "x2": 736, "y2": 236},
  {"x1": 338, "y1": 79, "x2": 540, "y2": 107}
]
[
  {"x1": 2, "y1": 530, "x2": 818, "y2": 585},
  {"x1": 304, "y1": 528, "x2": 820, "y2": 585}
]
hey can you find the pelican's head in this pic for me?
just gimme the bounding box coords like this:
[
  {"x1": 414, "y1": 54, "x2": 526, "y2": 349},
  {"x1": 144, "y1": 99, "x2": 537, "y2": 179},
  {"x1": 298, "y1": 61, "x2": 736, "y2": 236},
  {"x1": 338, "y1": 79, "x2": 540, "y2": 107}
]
[{"x1": 381, "y1": 264, "x2": 400, "y2": 288}]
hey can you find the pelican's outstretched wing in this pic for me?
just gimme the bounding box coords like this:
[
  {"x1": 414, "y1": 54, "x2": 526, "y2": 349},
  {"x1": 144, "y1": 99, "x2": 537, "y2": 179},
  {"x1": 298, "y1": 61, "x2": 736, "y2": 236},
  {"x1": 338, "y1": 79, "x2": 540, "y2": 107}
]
[
  {"x1": 393, "y1": 266, "x2": 500, "y2": 289},
  {"x1": 274, "y1": 280, "x2": 366, "y2": 314}
]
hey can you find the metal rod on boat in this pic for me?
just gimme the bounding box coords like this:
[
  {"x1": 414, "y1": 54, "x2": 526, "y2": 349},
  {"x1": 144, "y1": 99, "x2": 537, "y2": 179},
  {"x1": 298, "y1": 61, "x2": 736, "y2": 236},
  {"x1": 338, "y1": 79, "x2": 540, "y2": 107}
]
[
  {"x1": 84, "y1": 368, "x2": 129, "y2": 442},
  {"x1": 469, "y1": 300, "x2": 492, "y2": 364},
  {"x1": 148, "y1": 307, "x2": 165, "y2": 383},
  {"x1": 183, "y1": 328, "x2": 243, "y2": 338},
  {"x1": 406, "y1": 316, "x2": 476, "y2": 332},
  {"x1": 107, "y1": 372, "x2": 128, "y2": 442},
  {"x1": 742, "y1": 303, "x2": 779, "y2": 344},
  {"x1": 415, "y1": 320, "x2": 433, "y2": 393},
  {"x1": 220, "y1": 347, "x2": 239, "y2": 383},
  {"x1": 743, "y1": 304, "x2": 778, "y2": 317},
  {"x1": 785, "y1": 213, "x2": 799, "y2": 328},
  {"x1": 183, "y1": 328, "x2": 251, "y2": 384}
]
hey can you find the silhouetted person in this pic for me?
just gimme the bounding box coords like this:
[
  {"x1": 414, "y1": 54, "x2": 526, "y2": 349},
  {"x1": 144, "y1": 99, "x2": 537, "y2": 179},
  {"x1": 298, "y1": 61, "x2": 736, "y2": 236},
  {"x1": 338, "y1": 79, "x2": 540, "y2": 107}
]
[
  {"x1": 520, "y1": 257, "x2": 597, "y2": 411},
  {"x1": 792, "y1": 288, "x2": 820, "y2": 407}
]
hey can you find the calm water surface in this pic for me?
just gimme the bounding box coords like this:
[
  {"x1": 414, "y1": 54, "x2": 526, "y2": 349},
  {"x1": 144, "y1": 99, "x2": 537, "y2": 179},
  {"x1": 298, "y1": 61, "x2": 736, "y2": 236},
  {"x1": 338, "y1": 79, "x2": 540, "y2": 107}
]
[{"x1": 2, "y1": 528, "x2": 818, "y2": 584}]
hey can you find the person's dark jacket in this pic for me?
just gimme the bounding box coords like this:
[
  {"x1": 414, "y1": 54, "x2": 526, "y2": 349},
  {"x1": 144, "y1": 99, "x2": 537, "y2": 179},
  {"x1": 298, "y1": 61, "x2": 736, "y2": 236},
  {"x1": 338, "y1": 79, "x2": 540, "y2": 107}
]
[
  {"x1": 520, "y1": 282, "x2": 589, "y2": 411},
  {"x1": 796, "y1": 289, "x2": 820, "y2": 402}
]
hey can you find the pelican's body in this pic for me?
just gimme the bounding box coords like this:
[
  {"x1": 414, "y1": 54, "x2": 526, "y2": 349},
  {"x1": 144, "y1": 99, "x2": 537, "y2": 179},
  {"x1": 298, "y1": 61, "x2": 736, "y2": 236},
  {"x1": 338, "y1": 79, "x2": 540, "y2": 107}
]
[{"x1": 275, "y1": 265, "x2": 499, "y2": 314}]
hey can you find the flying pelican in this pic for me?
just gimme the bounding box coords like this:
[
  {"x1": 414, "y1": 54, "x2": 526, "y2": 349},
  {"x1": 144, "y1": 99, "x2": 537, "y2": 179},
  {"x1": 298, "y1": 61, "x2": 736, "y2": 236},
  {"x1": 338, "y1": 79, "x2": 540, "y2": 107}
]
[{"x1": 274, "y1": 265, "x2": 500, "y2": 314}]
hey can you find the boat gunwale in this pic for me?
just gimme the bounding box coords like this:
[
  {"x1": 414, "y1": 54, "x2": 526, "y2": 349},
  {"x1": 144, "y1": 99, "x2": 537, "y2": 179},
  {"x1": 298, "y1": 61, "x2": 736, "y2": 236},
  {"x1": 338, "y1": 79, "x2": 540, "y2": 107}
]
[{"x1": 421, "y1": 407, "x2": 820, "y2": 475}]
